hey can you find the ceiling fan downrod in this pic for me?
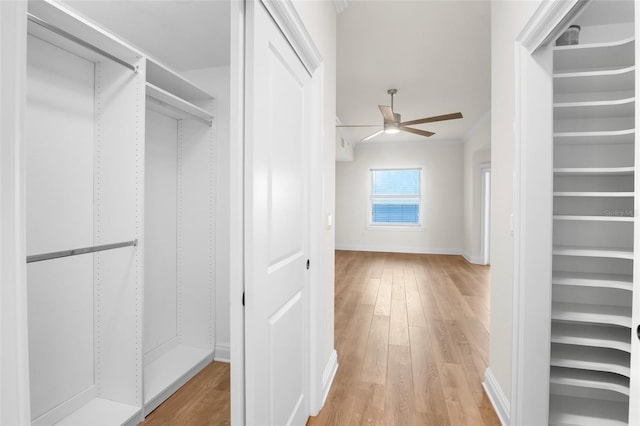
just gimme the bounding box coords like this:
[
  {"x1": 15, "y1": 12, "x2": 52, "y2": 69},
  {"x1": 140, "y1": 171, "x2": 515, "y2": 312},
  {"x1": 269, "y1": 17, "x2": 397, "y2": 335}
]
[{"x1": 387, "y1": 88, "x2": 397, "y2": 112}]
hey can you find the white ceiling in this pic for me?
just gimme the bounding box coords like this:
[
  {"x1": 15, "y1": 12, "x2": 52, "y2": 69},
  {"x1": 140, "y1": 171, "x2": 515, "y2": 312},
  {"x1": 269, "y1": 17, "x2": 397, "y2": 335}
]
[
  {"x1": 337, "y1": 0, "x2": 491, "y2": 143},
  {"x1": 62, "y1": 0, "x2": 490, "y2": 144},
  {"x1": 62, "y1": 0, "x2": 230, "y2": 70}
]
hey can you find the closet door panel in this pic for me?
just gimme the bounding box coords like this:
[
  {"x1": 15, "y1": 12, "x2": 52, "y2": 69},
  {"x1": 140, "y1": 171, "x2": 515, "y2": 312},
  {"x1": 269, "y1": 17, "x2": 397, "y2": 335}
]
[
  {"x1": 25, "y1": 35, "x2": 94, "y2": 254},
  {"x1": 144, "y1": 109, "x2": 178, "y2": 356},
  {"x1": 178, "y1": 119, "x2": 214, "y2": 348}
]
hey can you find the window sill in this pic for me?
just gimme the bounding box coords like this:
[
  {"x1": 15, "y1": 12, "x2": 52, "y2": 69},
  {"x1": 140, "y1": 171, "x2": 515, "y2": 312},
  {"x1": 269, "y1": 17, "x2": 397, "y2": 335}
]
[{"x1": 367, "y1": 224, "x2": 424, "y2": 231}]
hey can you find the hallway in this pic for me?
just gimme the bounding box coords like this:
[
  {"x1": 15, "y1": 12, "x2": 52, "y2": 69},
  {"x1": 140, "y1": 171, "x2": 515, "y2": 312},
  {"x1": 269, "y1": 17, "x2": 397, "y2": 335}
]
[
  {"x1": 307, "y1": 251, "x2": 499, "y2": 425},
  {"x1": 140, "y1": 251, "x2": 499, "y2": 425}
]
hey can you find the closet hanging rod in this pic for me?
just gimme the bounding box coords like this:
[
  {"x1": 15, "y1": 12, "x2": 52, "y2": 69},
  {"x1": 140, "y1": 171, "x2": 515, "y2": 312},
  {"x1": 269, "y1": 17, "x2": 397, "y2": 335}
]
[
  {"x1": 27, "y1": 13, "x2": 138, "y2": 73},
  {"x1": 27, "y1": 239, "x2": 138, "y2": 264},
  {"x1": 147, "y1": 96, "x2": 213, "y2": 127}
]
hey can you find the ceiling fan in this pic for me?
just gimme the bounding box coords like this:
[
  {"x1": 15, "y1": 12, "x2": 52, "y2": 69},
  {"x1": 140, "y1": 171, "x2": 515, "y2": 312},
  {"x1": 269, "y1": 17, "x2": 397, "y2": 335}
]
[{"x1": 337, "y1": 89, "x2": 463, "y2": 142}]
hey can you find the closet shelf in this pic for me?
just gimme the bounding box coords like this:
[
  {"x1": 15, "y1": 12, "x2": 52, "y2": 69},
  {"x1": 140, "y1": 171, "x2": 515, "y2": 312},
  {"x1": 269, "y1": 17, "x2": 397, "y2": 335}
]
[
  {"x1": 550, "y1": 367, "x2": 630, "y2": 396},
  {"x1": 553, "y1": 128, "x2": 635, "y2": 145},
  {"x1": 144, "y1": 345, "x2": 213, "y2": 414},
  {"x1": 552, "y1": 246, "x2": 633, "y2": 259},
  {"x1": 146, "y1": 83, "x2": 213, "y2": 126},
  {"x1": 552, "y1": 302, "x2": 632, "y2": 328},
  {"x1": 27, "y1": 1, "x2": 139, "y2": 71},
  {"x1": 553, "y1": 97, "x2": 635, "y2": 120},
  {"x1": 551, "y1": 321, "x2": 631, "y2": 353},
  {"x1": 553, "y1": 215, "x2": 633, "y2": 222},
  {"x1": 54, "y1": 398, "x2": 141, "y2": 426},
  {"x1": 146, "y1": 59, "x2": 213, "y2": 101},
  {"x1": 554, "y1": 66, "x2": 635, "y2": 94},
  {"x1": 553, "y1": 167, "x2": 634, "y2": 176},
  {"x1": 553, "y1": 191, "x2": 634, "y2": 198},
  {"x1": 552, "y1": 272, "x2": 633, "y2": 292},
  {"x1": 549, "y1": 395, "x2": 629, "y2": 426},
  {"x1": 550, "y1": 344, "x2": 630, "y2": 377},
  {"x1": 553, "y1": 37, "x2": 634, "y2": 72}
]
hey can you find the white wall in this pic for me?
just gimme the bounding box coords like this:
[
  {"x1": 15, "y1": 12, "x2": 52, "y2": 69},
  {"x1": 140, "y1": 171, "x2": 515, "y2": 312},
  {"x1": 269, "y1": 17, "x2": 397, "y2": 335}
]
[
  {"x1": 462, "y1": 112, "x2": 491, "y2": 264},
  {"x1": 489, "y1": 0, "x2": 543, "y2": 405},
  {"x1": 336, "y1": 141, "x2": 463, "y2": 254},
  {"x1": 181, "y1": 66, "x2": 231, "y2": 362},
  {"x1": 291, "y1": 0, "x2": 338, "y2": 402}
]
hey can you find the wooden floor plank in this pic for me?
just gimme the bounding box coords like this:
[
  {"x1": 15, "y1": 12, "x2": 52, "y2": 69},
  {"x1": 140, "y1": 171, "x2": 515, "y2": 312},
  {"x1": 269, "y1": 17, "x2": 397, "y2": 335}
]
[
  {"x1": 348, "y1": 382, "x2": 386, "y2": 426},
  {"x1": 361, "y1": 315, "x2": 390, "y2": 384},
  {"x1": 384, "y1": 345, "x2": 415, "y2": 426},
  {"x1": 408, "y1": 325, "x2": 448, "y2": 418},
  {"x1": 389, "y1": 298, "x2": 409, "y2": 346}
]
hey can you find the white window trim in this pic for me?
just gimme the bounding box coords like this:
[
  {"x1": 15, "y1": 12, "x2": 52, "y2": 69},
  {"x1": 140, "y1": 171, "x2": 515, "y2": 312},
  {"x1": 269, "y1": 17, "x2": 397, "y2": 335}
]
[{"x1": 367, "y1": 167, "x2": 425, "y2": 230}]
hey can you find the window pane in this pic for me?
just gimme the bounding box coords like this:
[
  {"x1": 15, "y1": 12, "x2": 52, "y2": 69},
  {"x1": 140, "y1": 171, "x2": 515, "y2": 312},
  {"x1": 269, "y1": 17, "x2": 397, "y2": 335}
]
[
  {"x1": 372, "y1": 198, "x2": 420, "y2": 224},
  {"x1": 372, "y1": 169, "x2": 419, "y2": 195}
]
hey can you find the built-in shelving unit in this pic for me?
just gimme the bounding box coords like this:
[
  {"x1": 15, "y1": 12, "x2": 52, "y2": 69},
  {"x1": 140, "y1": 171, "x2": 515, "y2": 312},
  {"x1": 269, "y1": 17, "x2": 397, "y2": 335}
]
[
  {"x1": 25, "y1": 1, "x2": 144, "y2": 425},
  {"x1": 549, "y1": 3, "x2": 635, "y2": 424},
  {"x1": 22, "y1": 1, "x2": 218, "y2": 425},
  {"x1": 143, "y1": 56, "x2": 216, "y2": 416}
]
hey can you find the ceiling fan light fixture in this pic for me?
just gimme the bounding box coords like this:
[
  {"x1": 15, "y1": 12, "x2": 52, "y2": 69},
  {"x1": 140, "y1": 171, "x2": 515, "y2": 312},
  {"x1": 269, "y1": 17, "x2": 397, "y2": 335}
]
[
  {"x1": 384, "y1": 122, "x2": 400, "y2": 134},
  {"x1": 339, "y1": 88, "x2": 463, "y2": 142}
]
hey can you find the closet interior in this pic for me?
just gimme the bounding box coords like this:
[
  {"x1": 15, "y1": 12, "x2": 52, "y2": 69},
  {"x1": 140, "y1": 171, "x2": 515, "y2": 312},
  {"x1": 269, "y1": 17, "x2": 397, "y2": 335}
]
[
  {"x1": 24, "y1": 1, "x2": 221, "y2": 424},
  {"x1": 550, "y1": 1, "x2": 636, "y2": 424}
]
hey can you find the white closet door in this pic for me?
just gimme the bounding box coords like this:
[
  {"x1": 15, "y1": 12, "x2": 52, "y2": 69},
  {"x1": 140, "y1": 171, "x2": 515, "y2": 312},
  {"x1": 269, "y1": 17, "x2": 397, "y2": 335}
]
[{"x1": 244, "y1": 1, "x2": 312, "y2": 424}]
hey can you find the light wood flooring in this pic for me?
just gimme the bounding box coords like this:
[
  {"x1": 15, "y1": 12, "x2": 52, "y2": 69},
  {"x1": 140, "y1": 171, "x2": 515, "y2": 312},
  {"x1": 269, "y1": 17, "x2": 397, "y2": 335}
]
[
  {"x1": 139, "y1": 251, "x2": 498, "y2": 425},
  {"x1": 139, "y1": 361, "x2": 230, "y2": 425},
  {"x1": 307, "y1": 251, "x2": 498, "y2": 426}
]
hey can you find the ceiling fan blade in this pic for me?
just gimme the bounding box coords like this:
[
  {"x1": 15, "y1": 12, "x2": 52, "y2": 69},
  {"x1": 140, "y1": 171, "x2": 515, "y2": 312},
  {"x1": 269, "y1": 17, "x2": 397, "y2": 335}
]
[
  {"x1": 360, "y1": 129, "x2": 384, "y2": 142},
  {"x1": 400, "y1": 112, "x2": 463, "y2": 127},
  {"x1": 378, "y1": 105, "x2": 395, "y2": 123},
  {"x1": 400, "y1": 127, "x2": 435, "y2": 138},
  {"x1": 336, "y1": 124, "x2": 383, "y2": 128}
]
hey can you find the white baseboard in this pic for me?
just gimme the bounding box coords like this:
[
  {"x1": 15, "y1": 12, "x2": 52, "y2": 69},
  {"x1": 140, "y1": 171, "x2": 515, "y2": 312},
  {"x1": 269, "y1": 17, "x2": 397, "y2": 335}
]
[
  {"x1": 335, "y1": 244, "x2": 461, "y2": 256},
  {"x1": 214, "y1": 343, "x2": 230, "y2": 363},
  {"x1": 321, "y1": 350, "x2": 338, "y2": 407},
  {"x1": 462, "y1": 252, "x2": 484, "y2": 265},
  {"x1": 483, "y1": 368, "x2": 510, "y2": 426}
]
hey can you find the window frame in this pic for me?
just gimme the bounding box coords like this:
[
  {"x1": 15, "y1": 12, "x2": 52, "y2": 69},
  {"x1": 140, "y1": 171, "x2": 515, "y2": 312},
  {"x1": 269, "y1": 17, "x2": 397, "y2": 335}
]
[{"x1": 367, "y1": 167, "x2": 424, "y2": 229}]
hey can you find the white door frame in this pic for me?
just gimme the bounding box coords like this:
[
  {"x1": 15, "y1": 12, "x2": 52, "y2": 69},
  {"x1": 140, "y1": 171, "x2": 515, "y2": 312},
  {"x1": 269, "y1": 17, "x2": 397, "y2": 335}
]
[
  {"x1": 479, "y1": 163, "x2": 491, "y2": 266},
  {"x1": 510, "y1": 1, "x2": 587, "y2": 425},
  {"x1": 229, "y1": 0, "x2": 325, "y2": 424},
  {"x1": 0, "y1": 2, "x2": 32, "y2": 424}
]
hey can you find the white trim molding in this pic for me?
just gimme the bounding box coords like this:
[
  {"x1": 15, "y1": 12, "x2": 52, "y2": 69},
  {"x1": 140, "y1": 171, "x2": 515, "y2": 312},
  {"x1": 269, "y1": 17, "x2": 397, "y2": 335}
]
[
  {"x1": 462, "y1": 253, "x2": 483, "y2": 265},
  {"x1": 321, "y1": 350, "x2": 338, "y2": 407},
  {"x1": 260, "y1": 0, "x2": 323, "y2": 75},
  {"x1": 1, "y1": 1, "x2": 32, "y2": 424},
  {"x1": 214, "y1": 343, "x2": 230, "y2": 363},
  {"x1": 483, "y1": 368, "x2": 510, "y2": 426},
  {"x1": 518, "y1": 0, "x2": 583, "y2": 53},
  {"x1": 336, "y1": 245, "x2": 461, "y2": 256}
]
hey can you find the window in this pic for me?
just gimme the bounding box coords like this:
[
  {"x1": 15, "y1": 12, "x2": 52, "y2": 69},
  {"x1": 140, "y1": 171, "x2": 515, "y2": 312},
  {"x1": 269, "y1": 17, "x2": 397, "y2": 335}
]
[{"x1": 370, "y1": 168, "x2": 422, "y2": 226}]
